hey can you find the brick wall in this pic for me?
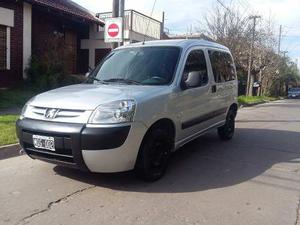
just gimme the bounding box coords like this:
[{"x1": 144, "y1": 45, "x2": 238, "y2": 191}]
[
  {"x1": 0, "y1": 1, "x2": 23, "y2": 87},
  {"x1": 32, "y1": 6, "x2": 90, "y2": 75}
]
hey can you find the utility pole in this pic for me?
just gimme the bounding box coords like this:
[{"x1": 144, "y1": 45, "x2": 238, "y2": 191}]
[
  {"x1": 257, "y1": 55, "x2": 263, "y2": 96},
  {"x1": 278, "y1": 25, "x2": 282, "y2": 54},
  {"x1": 119, "y1": 0, "x2": 125, "y2": 46},
  {"x1": 112, "y1": 0, "x2": 119, "y2": 49},
  {"x1": 282, "y1": 50, "x2": 288, "y2": 58},
  {"x1": 160, "y1": 11, "x2": 165, "y2": 39},
  {"x1": 246, "y1": 15, "x2": 261, "y2": 96}
]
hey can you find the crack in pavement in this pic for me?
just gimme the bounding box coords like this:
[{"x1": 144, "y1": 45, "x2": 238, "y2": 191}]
[
  {"x1": 16, "y1": 185, "x2": 96, "y2": 225},
  {"x1": 296, "y1": 197, "x2": 300, "y2": 225}
]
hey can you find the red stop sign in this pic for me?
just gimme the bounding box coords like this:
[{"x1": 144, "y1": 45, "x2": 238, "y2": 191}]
[{"x1": 108, "y1": 23, "x2": 119, "y2": 37}]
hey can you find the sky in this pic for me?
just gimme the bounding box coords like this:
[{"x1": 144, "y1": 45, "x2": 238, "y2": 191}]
[{"x1": 73, "y1": 0, "x2": 300, "y2": 67}]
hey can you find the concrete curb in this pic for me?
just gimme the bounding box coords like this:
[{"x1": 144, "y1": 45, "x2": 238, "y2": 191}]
[
  {"x1": 239, "y1": 101, "x2": 267, "y2": 108},
  {"x1": 0, "y1": 143, "x2": 22, "y2": 160},
  {"x1": 239, "y1": 99, "x2": 283, "y2": 108}
]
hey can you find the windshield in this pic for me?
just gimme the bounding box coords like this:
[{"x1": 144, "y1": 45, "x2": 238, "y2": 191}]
[
  {"x1": 87, "y1": 46, "x2": 181, "y2": 85},
  {"x1": 289, "y1": 88, "x2": 300, "y2": 93}
]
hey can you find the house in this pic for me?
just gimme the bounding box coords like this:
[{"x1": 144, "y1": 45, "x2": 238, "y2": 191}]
[
  {"x1": 82, "y1": 10, "x2": 164, "y2": 68},
  {"x1": 0, "y1": 0, "x2": 104, "y2": 87},
  {"x1": 0, "y1": 1, "x2": 164, "y2": 88}
]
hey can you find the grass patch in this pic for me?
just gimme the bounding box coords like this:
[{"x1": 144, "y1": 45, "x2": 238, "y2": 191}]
[
  {"x1": 0, "y1": 115, "x2": 19, "y2": 146},
  {"x1": 238, "y1": 96, "x2": 279, "y2": 106},
  {"x1": 0, "y1": 87, "x2": 38, "y2": 110}
]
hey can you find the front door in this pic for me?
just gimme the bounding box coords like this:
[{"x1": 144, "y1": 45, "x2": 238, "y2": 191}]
[{"x1": 176, "y1": 48, "x2": 217, "y2": 141}]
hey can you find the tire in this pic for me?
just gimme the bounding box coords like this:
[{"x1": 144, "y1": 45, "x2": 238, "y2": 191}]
[
  {"x1": 135, "y1": 128, "x2": 172, "y2": 182},
  {"x1": 218, "y1": 108, "x2": 236, "y2": 141}
]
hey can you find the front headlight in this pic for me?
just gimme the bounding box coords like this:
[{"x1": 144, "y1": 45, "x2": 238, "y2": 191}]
[
  {"x1": 20, "y1": 104, "x2": 28, "y2": 119},
  {"x1": 20, "y1": 97, "x2": 35, "y2": 120},
  {"x1": 88, "y1": 100, "x2": 136, "y2": 124}
]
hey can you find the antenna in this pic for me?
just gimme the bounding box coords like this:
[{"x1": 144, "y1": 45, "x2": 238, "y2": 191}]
[{"x1": 143, "y1": 0, "x2": 157, "y2": 45}]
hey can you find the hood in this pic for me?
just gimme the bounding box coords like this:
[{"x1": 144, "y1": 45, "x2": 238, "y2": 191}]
[{"x1": 30, "y1": 84, "x2": 168, "y2": 110}]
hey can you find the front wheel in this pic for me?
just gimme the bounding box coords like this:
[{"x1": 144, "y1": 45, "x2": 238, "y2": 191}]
[
  {"x1": 135, "y1": 128, "x2": 172, "y2": 182},
  {"x1": 218, "y1": 109, "x2": 236, "y2": 140}
]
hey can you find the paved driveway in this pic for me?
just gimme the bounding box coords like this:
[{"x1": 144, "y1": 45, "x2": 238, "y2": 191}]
[{"x1": 1, "y1": 99, "x2": 300, "y2": 225}]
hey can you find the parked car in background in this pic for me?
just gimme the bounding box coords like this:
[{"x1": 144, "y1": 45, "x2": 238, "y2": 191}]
[
  {"x1": 16, "y1": 39, "x2": 238, "y2": 181},
  {"x1": 288, "y1": 87, "x2": 300, "y2": 99}
]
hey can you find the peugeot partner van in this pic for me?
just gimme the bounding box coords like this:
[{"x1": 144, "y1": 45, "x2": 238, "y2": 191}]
[{"x1": 17, "y1": 39, "x2": 238, "y2": 181}]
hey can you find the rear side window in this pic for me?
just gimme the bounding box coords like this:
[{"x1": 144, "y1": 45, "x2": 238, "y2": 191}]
[
  {"x1": 208, "y1": 50, "x2": 236, "y2": 83},
  {"x1": 182, "y1": 50, "x2": 208, "y2": 87}
]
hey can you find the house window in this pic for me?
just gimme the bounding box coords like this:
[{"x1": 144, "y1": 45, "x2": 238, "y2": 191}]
[{"x1": 0, "y1": 25, "x2": 7, "y2": 70}]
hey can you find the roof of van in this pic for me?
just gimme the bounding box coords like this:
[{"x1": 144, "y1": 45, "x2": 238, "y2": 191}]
[{"x1": 118, "y1": 39, "x2": 229, "y2": 51}]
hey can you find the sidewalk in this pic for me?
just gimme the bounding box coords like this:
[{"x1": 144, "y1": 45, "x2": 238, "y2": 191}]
[
  {"x1": 0, "y1": 144, "x2": 21, "y2": 160},
  {"x1": 0, "y1": 107, "x2": 21, "y2": 115}
]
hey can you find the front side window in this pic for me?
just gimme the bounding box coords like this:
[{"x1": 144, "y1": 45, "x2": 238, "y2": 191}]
[
  {"x1": 208, "y1": 50, "x2": 236, "y2": 83},
  {"x1": 88, "y1": 47, "x2": 180, "y2": 85},
  {"x1": 182, "y1": 50, "x2": 208, "y2": 87},
  {"x1": 0, "y1": 25, "x2": 7, "y2": 70}
]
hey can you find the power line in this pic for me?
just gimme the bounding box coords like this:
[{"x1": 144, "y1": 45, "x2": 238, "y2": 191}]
[{"x1": 216, "y1": 0, "x2": 231, "y2": 13}]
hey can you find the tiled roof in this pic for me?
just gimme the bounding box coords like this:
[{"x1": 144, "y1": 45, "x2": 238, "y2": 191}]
[{"x1": 25, "y1": 0, "x2": 104, "y2": 24}]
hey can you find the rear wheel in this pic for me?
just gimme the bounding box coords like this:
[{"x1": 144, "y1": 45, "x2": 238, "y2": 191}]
[
  {"x1": 218, "y1": 108, "x2": 236, "y2": 140},
  {"x1": 135, "y1": 128, "x2": 172, "y2": 182}
]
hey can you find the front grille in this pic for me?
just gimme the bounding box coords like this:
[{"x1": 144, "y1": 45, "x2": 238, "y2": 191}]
[
  {"x1": 25, "y1": 147, "x2": 74, "y2": 163},
  {"x1": 22, "y1": 131, "x2": 74, "y2": 163},
  {"x1": 32, "y1": 107, "x2": 85, "y2": 119}
]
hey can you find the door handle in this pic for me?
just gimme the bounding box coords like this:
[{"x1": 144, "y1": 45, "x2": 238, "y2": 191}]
[{"x1": 212, "y1": 85, "x2": 217, "y2": 93}]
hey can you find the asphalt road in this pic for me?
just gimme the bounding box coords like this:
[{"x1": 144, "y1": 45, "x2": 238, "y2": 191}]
[{"x1": 1, "y1": 99, "x2": 300, "y2": 225}]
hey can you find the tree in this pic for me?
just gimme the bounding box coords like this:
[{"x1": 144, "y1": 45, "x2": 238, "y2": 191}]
[{"x1": 197, "y1": 3, "x2": 298, "y2": 96}]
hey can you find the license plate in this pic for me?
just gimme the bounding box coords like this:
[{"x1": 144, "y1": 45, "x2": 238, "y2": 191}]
[{"x1": 32, "y1": 135, "x2": 55, "y2": 151}]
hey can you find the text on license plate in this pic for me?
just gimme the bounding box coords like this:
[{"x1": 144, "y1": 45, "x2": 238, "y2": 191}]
[{"x1": 32, "y1": 135, "x2": 55, "y2": 151}]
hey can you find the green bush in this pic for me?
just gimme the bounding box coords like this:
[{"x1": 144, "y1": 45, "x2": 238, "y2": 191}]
[
  {"x1": 25, "y1": 35, "x2": 82, "y2": 91},
  {"x1": 0, "y1": 88, "x2": 37, "y2": 109},
  {"x1": 238, "y1": 96, "x2": 279, "y2": 106},
  {"x1": 25, "y1": 55, "x2": 81, "y2": 91}
]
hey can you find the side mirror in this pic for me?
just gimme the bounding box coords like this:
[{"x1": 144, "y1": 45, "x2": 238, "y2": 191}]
[
  {"x1": 85, "y1": 72, "x2": 90, "y2": 78},
  {"x1": 181, "y1": 71, "x2": 201, "y2": 90}
]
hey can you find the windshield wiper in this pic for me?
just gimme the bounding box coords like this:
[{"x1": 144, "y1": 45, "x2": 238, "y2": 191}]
[
  {"x1": 103, "y1": 78, "x2": 142, "y2": 85},
  {"x1": 87, "y1": 76, "x2": 108, "y2": 84}
]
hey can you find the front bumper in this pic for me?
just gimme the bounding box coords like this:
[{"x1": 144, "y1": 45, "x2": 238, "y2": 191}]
[{"x1": 16, "y1": 118, "x2": 147, "y2": 172}]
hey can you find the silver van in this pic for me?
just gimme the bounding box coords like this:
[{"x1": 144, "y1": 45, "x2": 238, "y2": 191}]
[{"x1": 17, "y1": 39, "x2": 238, "y2": 181}]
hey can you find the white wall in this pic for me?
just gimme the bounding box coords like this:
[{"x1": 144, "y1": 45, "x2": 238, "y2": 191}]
[
  {"x1": 0, "y1": 7, "x2": 14, "y2": 27},
  {"x1": 23, "y1": 2, "x2": 32, "y2": 78},
  {"x1": 81, "y1": 24, "x2": 112, "y2": 68},
  {"x1": 81, "y1": 38, "x2": 112, "y2": 69},
  {"x1": 0, "y1": 7, "x2": 14, "y2": 70}
]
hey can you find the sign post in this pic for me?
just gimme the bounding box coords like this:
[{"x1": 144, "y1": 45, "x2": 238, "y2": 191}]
[{"x1": 105, "y1": 17, "x2": 123, "y2": 43}]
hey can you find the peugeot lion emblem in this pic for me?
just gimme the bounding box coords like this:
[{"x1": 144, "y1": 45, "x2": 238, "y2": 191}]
[{"x1": 45, "y1": 109, "x2": 59, "y2": 119}]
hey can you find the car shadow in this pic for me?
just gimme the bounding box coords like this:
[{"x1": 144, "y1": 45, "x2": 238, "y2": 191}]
[{"x1": 54, "y1": 128, "x2": 300, "y2": 193}]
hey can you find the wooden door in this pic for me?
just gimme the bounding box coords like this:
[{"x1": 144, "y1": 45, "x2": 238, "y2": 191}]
[{"x1": 64, "y1": 30, "x2": 77, "y2": 74}]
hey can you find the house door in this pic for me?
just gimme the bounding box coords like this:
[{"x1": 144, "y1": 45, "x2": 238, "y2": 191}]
[
  {"x1": 95, "y1": 49, "x2": 111, "y2": 66},
  {"x1": 64, "y1": 30, "x2": 77, "y2": 74}
]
